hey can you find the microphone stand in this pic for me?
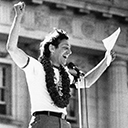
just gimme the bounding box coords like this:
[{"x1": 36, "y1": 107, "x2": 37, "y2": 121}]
[
  {"x1": 77, "y1": 78, "x2": 82, "y2": 128},
  {"x1": 77, "y1": 75, "x2": 89, "y2": 128},
  {"x1": 67, "y1": 62, "x2": 85, "y2": 128},
  {"x1": 77, "y1": 71, "x2": 86, "y2": 128}
]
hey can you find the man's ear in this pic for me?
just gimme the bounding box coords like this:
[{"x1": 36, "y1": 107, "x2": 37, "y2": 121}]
[{"x1": 49, "y1": 44, "x2": 55, "y2": 53}]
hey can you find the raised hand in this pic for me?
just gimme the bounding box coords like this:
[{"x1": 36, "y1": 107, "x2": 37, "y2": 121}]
[
  {"x1": 13, "y1": 2, "x2": 25, "y2": 17},
  {"x1": 105, "y1": 50, "x2": 116, "y2": 66}
]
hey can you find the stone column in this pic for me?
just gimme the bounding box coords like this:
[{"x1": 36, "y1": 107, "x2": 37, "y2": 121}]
[{"x1": 108, "y1": 58, "x2": 128, "y2": 128}]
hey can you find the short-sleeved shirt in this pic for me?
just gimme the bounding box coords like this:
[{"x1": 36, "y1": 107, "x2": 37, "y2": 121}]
[{"x1": 22, "y1": 56, "x2": 85, "y2": 115}]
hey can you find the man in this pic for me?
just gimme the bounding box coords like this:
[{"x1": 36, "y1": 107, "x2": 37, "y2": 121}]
[{"x1": 6, "y1": 2, "x2": 114, "y2": 128}]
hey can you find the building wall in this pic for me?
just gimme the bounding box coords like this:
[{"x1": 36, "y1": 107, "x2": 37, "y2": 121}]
[{"x1": 0, "y1": 0, "x2": 128, "y2": 128}]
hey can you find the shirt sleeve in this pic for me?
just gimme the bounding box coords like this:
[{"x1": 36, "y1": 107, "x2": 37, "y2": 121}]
[
  {"x1": 22, "y1": 57, "x2": 30, "y2": 69},
  {"x1": 22, "y1": 56, "x2": 40, "y2": 75}
]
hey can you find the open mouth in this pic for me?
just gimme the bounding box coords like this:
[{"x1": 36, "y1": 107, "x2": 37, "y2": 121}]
[{"x1": 63, "y1": 55, "x2": 68, "y2": 59}]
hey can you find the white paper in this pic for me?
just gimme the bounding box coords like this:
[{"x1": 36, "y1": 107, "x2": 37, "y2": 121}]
[{"x1": 102, "y1": 27, "x2": 121, "y2": 51}]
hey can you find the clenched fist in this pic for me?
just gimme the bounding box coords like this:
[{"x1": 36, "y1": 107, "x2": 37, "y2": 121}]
[{"x1": 14, "y1": 2, "x2": 25, "y2": 17}]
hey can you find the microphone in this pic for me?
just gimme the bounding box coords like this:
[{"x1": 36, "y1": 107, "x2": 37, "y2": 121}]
[{"x1": 67, "y1": 62, "x2": 85, "y2": 77}]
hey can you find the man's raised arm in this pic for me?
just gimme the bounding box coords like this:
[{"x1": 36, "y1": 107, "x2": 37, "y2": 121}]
[{"x1": 6, "y1": 2, "x2": 28, "y2": 68}]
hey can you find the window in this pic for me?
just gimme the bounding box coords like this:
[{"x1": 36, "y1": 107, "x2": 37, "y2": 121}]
[
  {"x1": 0, "y1": 63, "x2": 12, "y2": 115},
  {"x1": 67, "y1": 88, "x2": 78, "y2": 122}
]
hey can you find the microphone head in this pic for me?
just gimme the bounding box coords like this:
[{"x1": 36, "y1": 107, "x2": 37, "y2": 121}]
[
  {"x1": 67, "y1": 62, "x2": 75, "y2": 69},
  {"x1": 67, "y1": 62, "x2": 85, "y2": 77}
]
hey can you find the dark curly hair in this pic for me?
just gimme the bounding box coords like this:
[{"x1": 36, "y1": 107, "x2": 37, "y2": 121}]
[{"x1": 38, "y1": 28, "x2": 69, "y2": 61}]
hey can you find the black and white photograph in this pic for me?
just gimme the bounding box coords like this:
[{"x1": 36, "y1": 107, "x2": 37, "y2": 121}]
[{"x1": 0, "y1": 0, "x2": 127, "y2": 128}]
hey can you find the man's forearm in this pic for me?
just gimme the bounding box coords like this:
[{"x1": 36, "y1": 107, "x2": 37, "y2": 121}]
[{"x1": 85, "y1": 54, "x2": 111, "y2": 88}]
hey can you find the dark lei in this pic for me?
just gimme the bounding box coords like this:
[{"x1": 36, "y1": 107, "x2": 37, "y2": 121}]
[{"x1": 40, "y1": 57, "x2": 71, "y2": 108}]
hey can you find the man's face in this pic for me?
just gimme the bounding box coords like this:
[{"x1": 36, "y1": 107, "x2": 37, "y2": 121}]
[{"x1": 51, "y1": 39, "x2": 72, "y2": 66}]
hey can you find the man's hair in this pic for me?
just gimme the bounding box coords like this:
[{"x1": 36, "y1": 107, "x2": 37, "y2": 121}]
[{"x1": 39, "y1": 28, "x2": 69, "y2": 60}]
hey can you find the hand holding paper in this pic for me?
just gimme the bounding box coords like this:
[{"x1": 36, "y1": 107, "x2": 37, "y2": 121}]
[
  {"x1": 102, "y1": 27, "x2": 121, "y2": 51},
  {"x1": 105, "y1": 51, "x2": 114, "y2": 66},
  {"x1": 102, "y1": 27, "x2": 121, "y2": 66}
]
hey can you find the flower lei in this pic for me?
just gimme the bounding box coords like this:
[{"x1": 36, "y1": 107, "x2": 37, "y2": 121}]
[{"x1": 40, "y1": 57, "x2": 71, "y2": 108}]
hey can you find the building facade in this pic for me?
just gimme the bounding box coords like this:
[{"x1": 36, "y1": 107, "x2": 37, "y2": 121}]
[{"x1": 0, "y1": 0, "x2": 128, "y2": 128}]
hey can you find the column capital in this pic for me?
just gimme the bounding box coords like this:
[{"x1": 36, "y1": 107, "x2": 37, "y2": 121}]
[
  {"x1": 111, "y1": 57, "x2": 127, "y2": 68},
  {"x1": 114, "y1": 52, "x2": 128, "y2": 62}
]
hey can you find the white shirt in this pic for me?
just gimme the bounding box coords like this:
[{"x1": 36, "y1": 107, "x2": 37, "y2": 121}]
[
  {"x1": 22, "y1": 56, "x2": 85, "y2": 115},
  {"x1": 23, "y1": 57, "x2": 72, "y2": 115}
]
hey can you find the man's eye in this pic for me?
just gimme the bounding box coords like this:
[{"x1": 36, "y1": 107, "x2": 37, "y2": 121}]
[{"x1": 63, "y1": 47, "x2": 69, "y2": 50}]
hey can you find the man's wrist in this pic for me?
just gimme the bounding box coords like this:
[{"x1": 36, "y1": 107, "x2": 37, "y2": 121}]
[
  {"x1": 15, "y1": 14, "x2": 22, "y2": 21},
  {"x1": 105, "y1": 51, "x2": 112, "y2": 67},
  {"x1": 106, "y1": 54, "x2": 112, "y2": 66}
]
